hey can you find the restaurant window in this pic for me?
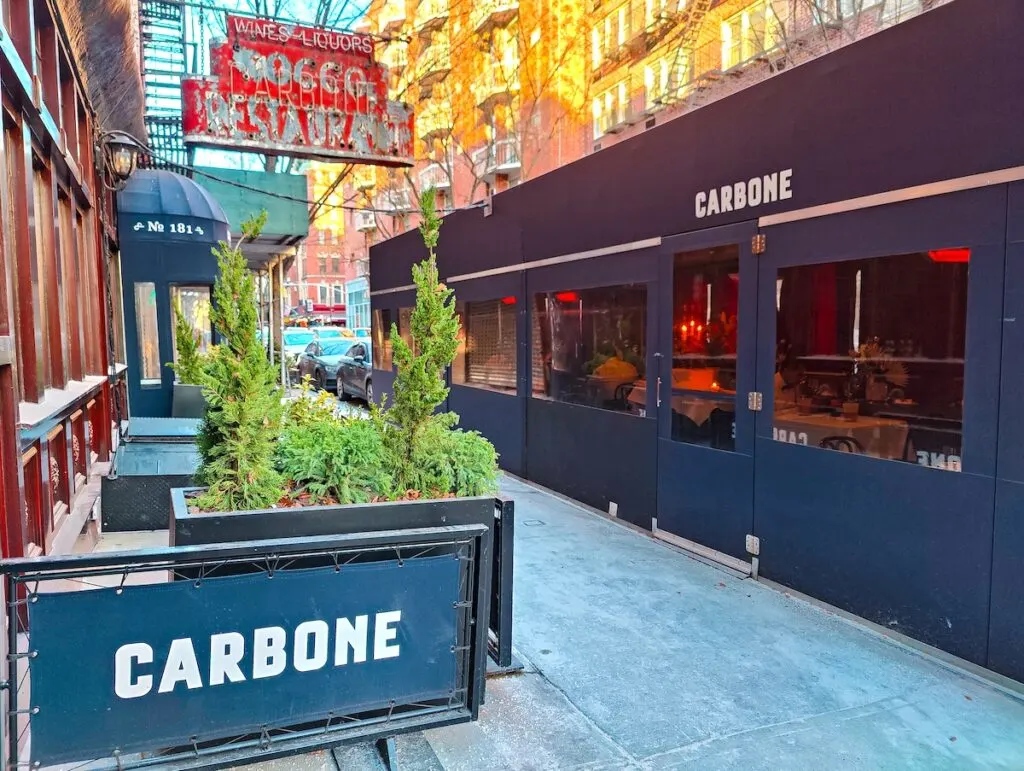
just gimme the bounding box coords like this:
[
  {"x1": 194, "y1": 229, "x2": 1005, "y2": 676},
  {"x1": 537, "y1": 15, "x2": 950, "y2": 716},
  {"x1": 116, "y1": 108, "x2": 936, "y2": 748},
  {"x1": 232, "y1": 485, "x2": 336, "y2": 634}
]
[
  {"x1": 109, "y1": 250, "x2": 126, "y2": 365},
  {"x1": 134, "y1": 282, "x2": 161, "y2": 385},
  {"x1": 532, "y1": 283, "x2": 646, "y2": 413},
  {"x1": 453, "y1": 298, "x2": 517, "y2": 393},
  {"x1": 669, "y1": 246, "x2": 740, "y2": 450},
  {"x1": 371, "y1": 308, "x2": 393, "y2": 369},
  {"x1": 774, "y1": 249, "x2": 967, "y2": 471},
  {"x1": 58, "y1": 194, "x2": 81, "y2": 381},
  {"x1": 169, "y1": 286, "x2": 212, "y2": 381},
  {"x1": 398, "y1": 306, "x2": 414, "y2": 350}
]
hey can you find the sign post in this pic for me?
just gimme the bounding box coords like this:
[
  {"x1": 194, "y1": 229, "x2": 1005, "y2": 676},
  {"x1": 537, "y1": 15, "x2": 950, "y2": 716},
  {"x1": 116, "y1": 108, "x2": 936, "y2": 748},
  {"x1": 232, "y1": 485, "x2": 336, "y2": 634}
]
[{"x1": 182, "y1": 16, "x2": 414, "y2": 166}]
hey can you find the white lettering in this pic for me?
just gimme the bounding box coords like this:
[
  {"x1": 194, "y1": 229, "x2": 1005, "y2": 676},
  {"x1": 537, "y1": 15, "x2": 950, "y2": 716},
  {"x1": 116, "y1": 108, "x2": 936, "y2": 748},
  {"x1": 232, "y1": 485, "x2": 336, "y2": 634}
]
[
  {"x1": 719, "y1": 185, "x2": 733, "y2": 212},
  {"x1": 158, "y1": 638, "x2": 203, "y2": 693},
  {"x1": 733, "y1": 181, "x2": 746, "y2": 210},
  {"x1": 706, "y1": 188, "x2": 720, "y2": 216},
  {"x1": 209, "y1": 632, "x2": 246, "y2": 686},
  {"x1": 293, "y1": 620, "x2": 329, "y2": 672},
  {"x1": 748, "y1": 176, "x2": 762, "y2": 206},
  {"x1": 114, "y1": 643, "x2": 153, "y2": 699},
  {"x1": 252, "y1": 626, "x2": 287, "y2": 679},
  {"x1": 780, "y1": 168, "x2": 793, "y2": 200},
  {"x1": 695, "y1": 191, "x2": 707, "y2": 218},
  {"x1": 374, "y1": 611, "x2": 401, "y2": 660},
  {"x1": 695, "y1": 170, "x2": 790, "y2": 217},
  {"x1": 335, "y1": 615, "x2": 368, "y2": 665}
]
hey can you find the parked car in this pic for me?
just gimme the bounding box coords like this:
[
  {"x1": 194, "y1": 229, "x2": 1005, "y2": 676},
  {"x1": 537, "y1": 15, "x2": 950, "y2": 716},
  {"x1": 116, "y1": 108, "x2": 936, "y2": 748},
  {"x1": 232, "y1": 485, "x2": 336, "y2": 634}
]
[
  {"x1": 336, "y1": 340, "x2": 374, "y2": 404},
  {"x1": 283, "y1": 330, "x2": 317, "y2": 381},
  {"x1": 311, "y1": 326, "x2": 346, "y2": 341},
  {"x1": 296, "y1": 339, "x2": 359, "y2": 390}
]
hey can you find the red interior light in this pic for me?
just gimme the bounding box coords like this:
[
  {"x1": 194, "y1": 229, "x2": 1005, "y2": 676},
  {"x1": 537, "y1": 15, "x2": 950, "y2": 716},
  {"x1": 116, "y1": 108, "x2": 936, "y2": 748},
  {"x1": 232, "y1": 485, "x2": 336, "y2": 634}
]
[
  {"x1": 501, "y1": 296, "x2": 517, "y2": 305},
  {"x1": 554, "y1": 291, "x2": 579, "y2": 302},
  {"x1": 928, "y1": 248, "x2": 970, "y2": 263}
]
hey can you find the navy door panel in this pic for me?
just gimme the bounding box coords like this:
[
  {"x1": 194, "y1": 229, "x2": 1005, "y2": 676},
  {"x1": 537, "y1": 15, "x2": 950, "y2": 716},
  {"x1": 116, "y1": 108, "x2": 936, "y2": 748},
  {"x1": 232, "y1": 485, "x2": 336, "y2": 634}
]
[
  {"x1": 450, "y1": 387, "x2": 524, "y2": 477},
  {"x1": 989, "y1": 220, "x2": 1024, "y2": 681},
  {"x1": 989, "y1": 479, "x2": 1024, "y2": 681},
  {"x1": 754, "y1": 188, "x2": 1005, "y2": 666},
  {"x1": 755, "y1": 445, "x2": 995, "y2": 664},
  {"x1": 656, "y1": 443, "x2": 752, "y2": 560},
  {"x1": 526, "y1": 398, "x2": 657, "y2": 530},
  {"x1": 655, "y1": 221, "x2": 758, "y2": 559}
]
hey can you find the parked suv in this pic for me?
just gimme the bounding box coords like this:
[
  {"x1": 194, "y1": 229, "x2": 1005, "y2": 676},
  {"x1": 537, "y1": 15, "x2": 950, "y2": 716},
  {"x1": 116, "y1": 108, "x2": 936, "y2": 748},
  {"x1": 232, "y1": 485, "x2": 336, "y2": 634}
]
[{"x1": 336, "y1": 341, "x2": 373, "y2": 404}]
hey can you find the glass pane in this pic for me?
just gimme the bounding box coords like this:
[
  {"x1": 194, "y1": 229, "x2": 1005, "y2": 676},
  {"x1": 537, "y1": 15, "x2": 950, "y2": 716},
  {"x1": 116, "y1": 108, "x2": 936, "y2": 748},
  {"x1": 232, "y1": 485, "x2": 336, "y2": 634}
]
[
  {"x1": 372, "y1": 308, "x2": 393, "y2": 369},
  {"x1": 774, "y1": 250, "x2": 967, "y2": 471},
  {"x1": 134, "y1": 282, "x2": 161, "y2": 385},
  {"x1": 669, "y1": 246, "x2": 739, "y2": 449},
  {"x1": 532, "y1": 284, "x2": 646, "y2": 413},
  {"x1": 169, "y1": 286, "x2": 211, "y2": 382},
  {"x1": 454, "y1": 298, "x2": 517, "y2": 393},
  {"x1": 398, "y1": 307, "x2": 414, "y2": 351}
]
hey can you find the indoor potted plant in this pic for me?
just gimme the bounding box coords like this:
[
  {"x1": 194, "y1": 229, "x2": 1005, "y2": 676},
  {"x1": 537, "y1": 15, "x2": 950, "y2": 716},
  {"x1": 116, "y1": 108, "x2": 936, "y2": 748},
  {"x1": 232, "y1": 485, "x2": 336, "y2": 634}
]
[{"x1": 170, "y1": 194, "x2": 502, "y2": 546}]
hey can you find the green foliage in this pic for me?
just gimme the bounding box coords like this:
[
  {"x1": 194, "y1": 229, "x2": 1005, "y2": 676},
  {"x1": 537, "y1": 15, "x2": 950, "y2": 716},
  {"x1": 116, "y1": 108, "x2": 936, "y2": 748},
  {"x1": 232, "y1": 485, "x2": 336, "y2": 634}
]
[
  {"x1": 169, "y1": 300, "x2": 205, "y2": 384},
  {"x1": 278, "y1": 411, "x2": 393, "y2": 504},
  {"x1": 194, "y1": 211, "x2": 284, "y2": 512},
  {"x1": 386, "y1": 188, "x2": 465, "y2": 492},
  {"x1": 283, "y1": 377, "x2": 341, "y2": 429},
  {"x1": 404, "y1": 416, "x2": 500, "y2": 497}
]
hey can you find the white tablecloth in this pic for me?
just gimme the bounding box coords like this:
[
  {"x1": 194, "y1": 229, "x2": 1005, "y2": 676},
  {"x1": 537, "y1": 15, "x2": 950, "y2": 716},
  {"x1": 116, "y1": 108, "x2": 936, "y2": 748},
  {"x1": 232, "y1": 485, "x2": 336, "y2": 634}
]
[{"x1": 773, "y1": 407, "x2": 910, "y2": 460}]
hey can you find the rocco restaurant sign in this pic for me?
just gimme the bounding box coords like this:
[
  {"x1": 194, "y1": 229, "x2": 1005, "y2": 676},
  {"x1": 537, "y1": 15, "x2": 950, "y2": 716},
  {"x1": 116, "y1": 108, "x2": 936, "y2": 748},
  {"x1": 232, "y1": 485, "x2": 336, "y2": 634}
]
[
  {"x1": 27, "y1": 557, "x2": 459, "y2": 765},
  {"x1": 182, "y1": 15, "x2": 414, "y2": 166}
]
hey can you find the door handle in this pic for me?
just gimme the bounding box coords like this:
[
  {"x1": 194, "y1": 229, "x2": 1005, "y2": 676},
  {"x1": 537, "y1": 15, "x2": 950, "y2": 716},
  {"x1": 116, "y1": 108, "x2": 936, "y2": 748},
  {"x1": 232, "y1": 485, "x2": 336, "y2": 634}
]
[{"x1": 656, "y1": 376, "x2": 662, "y2": 408}]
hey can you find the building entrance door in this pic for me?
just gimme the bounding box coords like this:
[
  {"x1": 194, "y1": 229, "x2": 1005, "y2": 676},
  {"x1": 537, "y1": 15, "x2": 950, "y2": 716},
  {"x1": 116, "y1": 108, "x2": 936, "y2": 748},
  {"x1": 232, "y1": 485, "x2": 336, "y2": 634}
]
[{"x1": 653, "y1": 222, "x2": 759, "y2": 564}]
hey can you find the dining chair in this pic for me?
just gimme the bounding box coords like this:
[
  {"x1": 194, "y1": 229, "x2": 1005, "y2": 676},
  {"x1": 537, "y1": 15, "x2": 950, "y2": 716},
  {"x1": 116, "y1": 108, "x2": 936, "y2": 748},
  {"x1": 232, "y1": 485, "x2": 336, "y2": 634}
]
[{"x1": 818, "y1": 435, "x2": 864, "y2": 453}]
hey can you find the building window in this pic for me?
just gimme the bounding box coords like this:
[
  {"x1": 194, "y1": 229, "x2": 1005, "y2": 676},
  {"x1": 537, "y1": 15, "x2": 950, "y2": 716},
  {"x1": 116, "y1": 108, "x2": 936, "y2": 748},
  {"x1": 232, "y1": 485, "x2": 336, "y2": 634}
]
[
  {"x1": 453, "y1": 298, "x2": 517, "y2": 393},
  {"x1": 331, "y1": 254, "x2": 341, "y2": 274},
  {"x1": 532, "y1": 283, "x2": 647, "y2": 413},
  {"x1": 669, "y1": 246, "x2": 740, "y2": 449},
  {"x1": 774, "y1": 249, "x2": 967, "y2": 471},
  {"x1": 109, "y1": 249, "x2": 126, "y2": 365},
  {"x1": 593, "y1": 79, "x2": 630, "y2": 138},
  {"x1": 318, "y1": 285, "x2": 329, "y2": 304},
  {"x1": 318, "y1": 229, "x2": 326, "y2": 245},
  {"x1": 333, "y1": 284, "x2": 344, "y2": 305},
  {"x1": 134, "y1": 282, "x2": 161, "y2": 385},
  {"x1": 722, "y1": 1, "x2": 778, "y2": 70},
  {"x1": 169, "y1": 286, "x2": 212, "y2": 381},
  {"x1": 372, "y1": 308, "x2": 394, "y2": 369},
  {"x1": 318, "y1": 256, "x2": 327, "y2": 274}
]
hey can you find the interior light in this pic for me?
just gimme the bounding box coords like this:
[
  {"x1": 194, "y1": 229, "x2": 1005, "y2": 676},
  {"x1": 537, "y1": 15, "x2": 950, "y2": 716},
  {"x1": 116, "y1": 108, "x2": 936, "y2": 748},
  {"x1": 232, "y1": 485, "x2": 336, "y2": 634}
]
[
  {"x1": 554, "y1": 291, "x2": 578, "y2": 302},
  {"x1": 501, "y1": 296, "x2": 517, "y2": 305},
  {"x1": 928, "y1": 248, "x2": 970, "y2": 263}
]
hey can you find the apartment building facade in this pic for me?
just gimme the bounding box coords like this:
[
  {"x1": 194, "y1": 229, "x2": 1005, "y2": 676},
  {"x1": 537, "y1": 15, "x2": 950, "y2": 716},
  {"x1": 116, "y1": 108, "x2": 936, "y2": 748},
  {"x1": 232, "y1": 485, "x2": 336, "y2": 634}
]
[{"x1": 285, "y1": 165, "x2": 364, "y2": 320}]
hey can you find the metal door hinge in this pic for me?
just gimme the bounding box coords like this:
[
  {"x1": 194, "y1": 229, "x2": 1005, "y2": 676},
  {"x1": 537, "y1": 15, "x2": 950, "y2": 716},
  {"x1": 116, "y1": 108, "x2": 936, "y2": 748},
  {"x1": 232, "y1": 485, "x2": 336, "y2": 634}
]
[
  {"x1": 745, "y1": 534, "x2": 761, "y2": 556},
  {"x1": 747, "y1": 391, "x2": 763, "y2": 411},
  {"x1": 751, "y1": 234, "x2": 766, "y2": 255}
]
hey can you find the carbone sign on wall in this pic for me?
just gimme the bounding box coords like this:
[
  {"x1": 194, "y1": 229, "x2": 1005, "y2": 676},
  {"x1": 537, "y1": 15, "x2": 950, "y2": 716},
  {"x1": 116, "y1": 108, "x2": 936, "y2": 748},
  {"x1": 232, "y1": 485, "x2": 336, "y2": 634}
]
[
  {"x1": 182, "y1": 14, "x2": 414, "y2": 166},
  {"x1": 27, "y1": 557, "x2": 460, "y2": 766}
]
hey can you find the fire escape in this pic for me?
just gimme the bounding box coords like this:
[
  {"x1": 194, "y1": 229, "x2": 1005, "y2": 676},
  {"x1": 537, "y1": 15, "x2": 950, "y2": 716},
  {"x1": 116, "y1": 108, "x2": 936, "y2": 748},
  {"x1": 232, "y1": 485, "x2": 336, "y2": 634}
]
[{"x1": 138, "y1": 0, "x2": 193, "y2": 170}]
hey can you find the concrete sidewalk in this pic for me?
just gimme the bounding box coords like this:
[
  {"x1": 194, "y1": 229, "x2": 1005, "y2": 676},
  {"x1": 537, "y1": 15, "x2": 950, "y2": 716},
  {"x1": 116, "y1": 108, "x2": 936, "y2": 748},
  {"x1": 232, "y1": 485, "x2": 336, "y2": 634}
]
[{"x1": 240, "y1": 475, "x2": 1024, "y2": 771}]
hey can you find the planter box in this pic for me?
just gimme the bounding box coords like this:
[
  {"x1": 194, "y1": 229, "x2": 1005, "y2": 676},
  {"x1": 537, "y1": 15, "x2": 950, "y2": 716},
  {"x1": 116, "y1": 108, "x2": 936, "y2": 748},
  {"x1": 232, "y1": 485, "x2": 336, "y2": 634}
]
[
  {"x1": 171, "y1": 383, "x2": 206, "y2": 419},
  {"x1": 170, "y1": 487, "x2": 497, "y2": 547}
]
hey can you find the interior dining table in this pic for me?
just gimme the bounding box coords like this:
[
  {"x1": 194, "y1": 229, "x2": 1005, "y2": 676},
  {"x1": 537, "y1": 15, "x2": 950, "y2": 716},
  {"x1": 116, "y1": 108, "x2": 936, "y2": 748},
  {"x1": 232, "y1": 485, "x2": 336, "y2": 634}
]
[{"x1": 772, "y1": 405, "x2": 910, "y2": 459}]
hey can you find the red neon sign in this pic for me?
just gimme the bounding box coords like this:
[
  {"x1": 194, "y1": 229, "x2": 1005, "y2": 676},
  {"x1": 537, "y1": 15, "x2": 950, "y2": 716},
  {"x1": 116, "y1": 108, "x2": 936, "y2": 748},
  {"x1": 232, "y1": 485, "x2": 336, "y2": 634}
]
[
  {"x1": 182, "y1": 15, "x2": 414, "y2": 166},
  {"x1": 554, "y1": 292, "x2": 579, "y2": 303}
]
